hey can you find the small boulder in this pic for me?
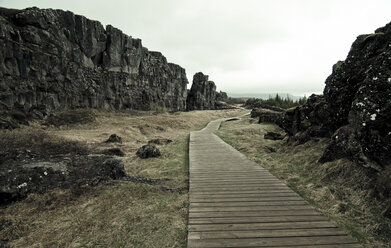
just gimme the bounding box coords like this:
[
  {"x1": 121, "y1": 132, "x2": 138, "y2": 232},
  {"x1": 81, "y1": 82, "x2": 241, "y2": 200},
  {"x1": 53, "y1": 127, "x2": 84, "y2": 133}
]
[
  {"x1": 136, "y1": 145, "x2": 161, "y2": 159},
  {"x1": 105, "y1": 134, "x2": 122, "y2": 143},
  {"x1": 264, "y1": 132, "x2": 284, "y2": 140}
]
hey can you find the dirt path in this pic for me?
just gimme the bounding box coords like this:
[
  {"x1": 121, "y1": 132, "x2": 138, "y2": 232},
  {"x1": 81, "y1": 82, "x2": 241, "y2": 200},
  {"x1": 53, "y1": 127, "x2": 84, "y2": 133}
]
[{"x1": 187, "y1": 117, "x2": 361, "y2": 247}]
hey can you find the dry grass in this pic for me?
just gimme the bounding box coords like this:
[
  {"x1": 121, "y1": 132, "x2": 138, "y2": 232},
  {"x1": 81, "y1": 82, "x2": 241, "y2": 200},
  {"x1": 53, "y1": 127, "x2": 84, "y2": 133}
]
[
  {"x1": 0, "y1": 128, "x2": 89, "y2": 163},
  {"x1": 0, "y1": 108, "x2": 246, "y2": 247},
  {"x1": 216, "y1": 116, "x2": 391, "y2": 248}
]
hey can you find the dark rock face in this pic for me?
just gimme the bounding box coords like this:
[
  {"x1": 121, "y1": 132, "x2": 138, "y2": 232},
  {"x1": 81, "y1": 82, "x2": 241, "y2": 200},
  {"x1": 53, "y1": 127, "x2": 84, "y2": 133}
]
[
  {"x1": 136, "y1": 144, "x2": 161, "y2": 159},
  {"x1": 280, "y1": 94, "x2": 331, "y2": 137},
  {"x1": 281, "y1": 22, "x2": 391, "y2": 171},
  {"x1": 0, "y1": 154, "x2": 126, "y2": 205},
  {"x1": 215, "y1": 91, "x2": 228, "y2": 102},
  {"x1": 0, "y1": 7, "x2": 188, "y2": 117},
  {"x1": 186, "y1": 72, "x2": 217, "y2": 110},
  {"x1": 321, "y1": 24, "x2": 391, "y2": 170}
]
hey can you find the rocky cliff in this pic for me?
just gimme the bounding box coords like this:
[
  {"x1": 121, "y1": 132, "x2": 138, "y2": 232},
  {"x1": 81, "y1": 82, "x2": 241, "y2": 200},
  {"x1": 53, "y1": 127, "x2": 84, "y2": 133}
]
[
  {"x1": 0, "y1": 7, "x2": 188, "y2": 117},
  {"x1": 186, "y1": 72, "x2": 217, "y2": 110},
  {"x1": 281, "y1": 22, "x2": 391, "y2": 171}
]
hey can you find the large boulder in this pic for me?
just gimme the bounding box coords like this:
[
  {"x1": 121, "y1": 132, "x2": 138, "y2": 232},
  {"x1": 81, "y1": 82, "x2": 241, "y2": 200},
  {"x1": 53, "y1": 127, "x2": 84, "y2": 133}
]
[
  {"x1": 186, "y1": 72, "x2": 217, "y2": 110},
  {"x1": 281, "y1": 22, "x2": 391, "y2": 171},
  {"x1": 0, "y1": 154, "x2": 126, "y2": 206},
  {"x1": 0, "y1": 7, "x2": 188, "y2": 118}
]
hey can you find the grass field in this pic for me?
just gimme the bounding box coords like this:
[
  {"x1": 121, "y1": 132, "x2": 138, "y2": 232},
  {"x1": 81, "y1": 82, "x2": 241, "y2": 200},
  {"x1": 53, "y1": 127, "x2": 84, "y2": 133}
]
[
  {"x1": 0, "y1": 108, "x2": 247, "y2": 248},
  {"x1": 215, "y1": 116, "x2": 391, "y2": 248}
]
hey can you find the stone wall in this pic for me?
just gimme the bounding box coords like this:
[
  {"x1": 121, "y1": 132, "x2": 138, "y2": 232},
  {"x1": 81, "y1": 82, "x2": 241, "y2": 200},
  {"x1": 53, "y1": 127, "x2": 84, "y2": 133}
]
[{"x1": 0, "y1": 7, "x2": 188, "y2": 116}]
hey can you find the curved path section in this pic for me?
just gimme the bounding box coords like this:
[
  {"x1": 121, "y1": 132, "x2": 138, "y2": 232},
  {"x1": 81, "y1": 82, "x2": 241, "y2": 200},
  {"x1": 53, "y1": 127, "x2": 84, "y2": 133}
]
[{"x1": 187, "y1": 117, "x2": 361, "y2": 248}]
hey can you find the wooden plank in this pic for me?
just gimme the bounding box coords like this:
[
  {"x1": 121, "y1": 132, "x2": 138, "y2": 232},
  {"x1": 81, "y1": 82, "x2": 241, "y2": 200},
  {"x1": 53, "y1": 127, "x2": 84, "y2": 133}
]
[
  {"x1": 189, "y1": 209, "x2": 321, "y2": 218},
  {"x1": 190, "y1": 200, "x2": 308, "y2": 207},
  {"x1": 189, "y1": 205, "x2": 314, "y2": 212},
  {"x1": 187, "y1": 236, "x2": 358, "y2": 247},
  {"x1": 190, "y1": 196, "x2": 303, "y2": 202},
  {"x1": 269, "y1": 245, "x2": 362, "y2": 248},
  {"x1": 188, "y1": 221, "x2": 337, "y2": 232},
  {"x1": 190, "y1": 186, "x2": 291, "y2": 193},
  {"x1": 190, "y1": 192, "x2": 298, "y2": 197},
  {"x1": 188, "y1": 228, "x2": 346, "y2": 239},
  {"x1": 190, "y1": 183, "x2": 286, "y2": 188},
  {"x1": 188, "y1": 215, "x2": 329, "y2": 224},
  {"x1": 189, "y1": 179, "x2": 279, "y2": 184},
  {"x1": 189, "y1": 180, "x2": 286, "y2": 184}
]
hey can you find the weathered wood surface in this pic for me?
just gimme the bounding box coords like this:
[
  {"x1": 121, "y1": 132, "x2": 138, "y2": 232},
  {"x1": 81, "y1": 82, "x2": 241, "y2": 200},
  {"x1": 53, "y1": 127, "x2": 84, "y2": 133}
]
[{"x1": 187, "y1": 117, "x2": 361, "y2": 247}]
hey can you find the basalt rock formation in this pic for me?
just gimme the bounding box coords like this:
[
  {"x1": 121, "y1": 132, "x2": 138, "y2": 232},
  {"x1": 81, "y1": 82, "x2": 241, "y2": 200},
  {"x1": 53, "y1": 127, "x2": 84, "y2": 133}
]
[
  {"x1": 186, "y1": 72, "x2": 217, "y2": 110},
  {"x1": 281, "y1": 22, "x2": 391, "y2": 171},
  {"x1": 0, "y1": 7, "x2": 188, "y2": 118},
  {"x1": 215, "y1": 91, "x2": 228, "y2": 102}
]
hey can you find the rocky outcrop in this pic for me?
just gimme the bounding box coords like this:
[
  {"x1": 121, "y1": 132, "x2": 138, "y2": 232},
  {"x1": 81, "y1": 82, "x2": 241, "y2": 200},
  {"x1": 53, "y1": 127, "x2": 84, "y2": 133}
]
[
  {"x1": 281, "y1": 22, "x2": 391, "y2": 171},
  {"x1": 215, "y1": 91, "x2": 228, "y2": 102},
  {"x1": 280, "y1": 94, "x2": 331, "y2": 137},
  {"x1": 186, "y1": 72, "x2": 217, "y2": 110},
  {"x1": 0, "y1": 7, "x2": 188, "y2": 118},
  {"x1": 0, "y1": 154, "x2": 126, "y2": 205}
]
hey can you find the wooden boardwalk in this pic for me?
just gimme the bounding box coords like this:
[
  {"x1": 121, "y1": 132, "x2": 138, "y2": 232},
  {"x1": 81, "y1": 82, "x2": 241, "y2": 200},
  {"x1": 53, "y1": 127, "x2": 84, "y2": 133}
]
[{"x1": 187, "y1": 118, "x2": 361, "y2": 248}]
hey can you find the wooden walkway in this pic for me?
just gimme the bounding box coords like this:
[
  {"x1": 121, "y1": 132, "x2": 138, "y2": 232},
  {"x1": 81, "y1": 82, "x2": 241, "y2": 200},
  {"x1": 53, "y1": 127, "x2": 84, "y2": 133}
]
[{"x1": 187, "y1": 118, "x2": 361, "y2": 248}]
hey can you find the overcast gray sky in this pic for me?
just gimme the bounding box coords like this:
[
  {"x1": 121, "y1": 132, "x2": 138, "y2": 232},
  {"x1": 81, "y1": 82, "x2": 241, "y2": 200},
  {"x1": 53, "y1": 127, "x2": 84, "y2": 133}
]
[{"x1": 1, "y1": 0, "x2": 391, "y2": 96}]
